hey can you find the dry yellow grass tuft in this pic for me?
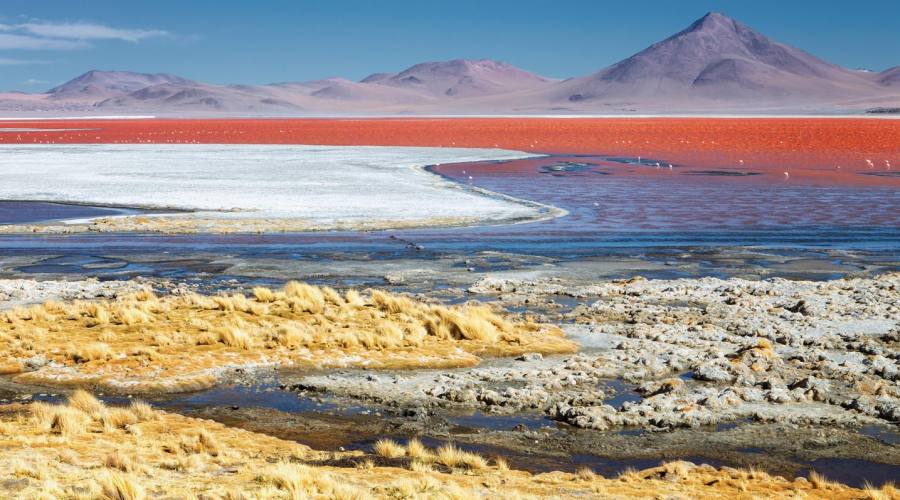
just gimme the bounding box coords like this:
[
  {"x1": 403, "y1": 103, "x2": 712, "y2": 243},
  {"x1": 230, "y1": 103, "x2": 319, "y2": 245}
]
[
  {"x1": 69, "y1": 389, "x2": 105, "y2": 415},
  {"x1": 67, "y1": 342, "x2": 113, "y2": 363},
  {"x1": 617, "y1": 466, "x2": 641, "y2": 482},
  {"x1": 436, "y1": 443, "x2": 489, "y2": 471},
  {"x1": 258, "y1": 462, "x2": 373, "y2": 499},
  {"x1": 50, "y1": 406, "x2": 91, "y2": 436},
  {"x1": 104, "y1": 451, "x2": 136, "y2": 473},
  {"x1": 405, "y1": 438, "x2": 431, "y2": 461},
  {"x1": 100, "y1": 407, "x2": 139, "y2": 431},
  {"x1": 96, "y1": 469, "x2": 146, "y2": 500},
  {"x1": 809, "y1": 470, "x2": 843, "y2": 490},
  {"x1": 1, "y1": 282, "x2": 575, "y2": 392},
  {"x1": 863, "y1": 481, "x2": 900, "y2": 500},
  {"x1": 129, "y1": 400, "x2": 156, "y2": 421},
  {"x1": 408, "y1": 460, "x2": 433, "y2": 473},
  {"x1": 373, "y1": 439, "x2": 406, "y2": 459},
  {"x1": 252, "y1": 286, "x2": 276, "y2": 303},
  {"x1": 576, "y1": 466, "x2": 597, "y2": 481}
]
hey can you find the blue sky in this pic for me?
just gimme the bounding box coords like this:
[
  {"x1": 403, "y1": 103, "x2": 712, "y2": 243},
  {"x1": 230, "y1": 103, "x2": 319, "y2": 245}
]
[{"x1": 1, "y1": 0, "x2": 898, "y2": 92}]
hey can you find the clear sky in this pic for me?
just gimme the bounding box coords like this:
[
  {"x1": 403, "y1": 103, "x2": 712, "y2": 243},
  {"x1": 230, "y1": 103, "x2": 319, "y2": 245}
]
[{"x1": 1, "y1": 0, "x2": 898, "y2": 92}]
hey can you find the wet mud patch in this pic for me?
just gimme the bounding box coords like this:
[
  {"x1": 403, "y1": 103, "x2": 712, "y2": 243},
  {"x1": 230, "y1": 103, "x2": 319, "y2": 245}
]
[
  {"x1": 12, "y1": 254, "x2": 233, "y2": 280},
  {"x1": 538, "y1": 161, "x2": 611, "y2": 176},
  {"x1": 602, "y1": 157, "x2": 673, "y2": 168},
  {"x1": 157, "y1": 386, "x2": 900, "y2": 487},
  {"x1": 681, "y1": 170, "x2": 762, "y2": 176},
  {"x1": 16, "y1": 255, "x2": 146, "y2": 275},
  {"x1": 860, "y1": 171, "x2": 900, "y2": 178},
  {"x1": 447, "y1": 410, "x2": 556, "y2": 432}
]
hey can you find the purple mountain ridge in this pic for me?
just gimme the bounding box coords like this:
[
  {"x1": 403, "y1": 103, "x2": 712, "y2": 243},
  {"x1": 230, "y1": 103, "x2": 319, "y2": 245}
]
[
  {"x1": 47, "y1": 70, "x2": 195, "y2": 101},
  {"x1": 1, "y1": 12, "x2": 897, "y2": 115},
  {"x1": 364, "y1": 59, "x2": 556, "y2": 98},
  {"x1": 878, "y1": 67, "x2": 900, "y2": 86},
  {"x1": 542, "y1": 12, "x2": 891, "y2": 110}
]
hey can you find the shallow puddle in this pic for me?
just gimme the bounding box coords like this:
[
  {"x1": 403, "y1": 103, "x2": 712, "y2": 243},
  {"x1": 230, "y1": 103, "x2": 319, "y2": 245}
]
[{"x1": 0, "y1": 201, "x2": 131, "y2": 225}]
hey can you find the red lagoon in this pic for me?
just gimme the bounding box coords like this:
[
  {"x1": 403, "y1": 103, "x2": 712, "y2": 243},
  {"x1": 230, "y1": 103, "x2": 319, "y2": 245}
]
[{"x1": 1, "y1": 117, "x2": 898, "y2": 186}]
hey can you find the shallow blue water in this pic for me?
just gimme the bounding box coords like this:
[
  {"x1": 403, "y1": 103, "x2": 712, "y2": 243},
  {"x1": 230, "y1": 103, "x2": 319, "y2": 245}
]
[
  {"x1": 0, "y1": 154, "x2": 897, "y2": 282},
  {"x1": 0, "y1": 201, "x2": 129, "y2": 224}
]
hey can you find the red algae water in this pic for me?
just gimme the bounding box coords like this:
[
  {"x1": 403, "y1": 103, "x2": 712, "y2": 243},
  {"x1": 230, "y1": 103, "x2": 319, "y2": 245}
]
[
  {"x1": 1, "y1": 117, "x2": 897, "y2": 182},
  {"x1": 1, "y1": 117, "x2": 898, "y2": 237}
]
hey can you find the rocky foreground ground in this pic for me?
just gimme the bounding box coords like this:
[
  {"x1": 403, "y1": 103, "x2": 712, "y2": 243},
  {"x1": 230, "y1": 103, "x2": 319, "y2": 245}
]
[
  {"x1": 289, "y1": 273, "x2": 900, "y2": 434},
  {"x1": 1, "y1": 274, "x2": 898, "y2": 497}
]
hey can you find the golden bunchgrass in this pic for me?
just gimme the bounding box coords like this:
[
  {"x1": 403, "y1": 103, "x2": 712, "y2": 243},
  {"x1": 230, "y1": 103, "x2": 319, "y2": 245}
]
[
  {"x1": 405, "y1": 438, "x2": 431, "y2": 461},
  {"x1": 96, "y1": 469, "x2": 146, "y2": 500},
  {"x1": 373, "y1": 439, "x2": 406, "y2": 459},
  {"x1": 0, "y1": 282, "x2": 575, "y2": 393},
  {"x1": 435, "y1": 443, "x2": 489, "y2": 470},
  {"x1": 0, "y1": 394, "x2": 878, "y2": 499}
]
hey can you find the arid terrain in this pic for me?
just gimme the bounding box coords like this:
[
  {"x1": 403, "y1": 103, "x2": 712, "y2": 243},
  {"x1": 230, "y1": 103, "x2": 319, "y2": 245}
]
[
  {"x1": 1, "y1": 117, "x2": 898, "y2": 498},
  {"x1": 1, "y1": 273, "x2": 898, "y2": 498},
  {"x1": 5, "y1": 390, "x2": 888, "y2": 499}
]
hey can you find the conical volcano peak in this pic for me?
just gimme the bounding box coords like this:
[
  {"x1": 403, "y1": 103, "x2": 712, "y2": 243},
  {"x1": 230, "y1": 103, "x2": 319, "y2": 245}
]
[
  {"x1": 691, "y1": 12, "x2": 736, "y2": 29},
  {"x1": 675, "y1": 11, "x2": 752, "y2": 39},
  {"x1": 549, "y1": 11, "x2": 883, "y2": 108}
]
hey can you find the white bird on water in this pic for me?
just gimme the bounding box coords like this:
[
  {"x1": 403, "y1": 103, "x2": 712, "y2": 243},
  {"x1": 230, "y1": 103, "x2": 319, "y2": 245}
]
[{"x1": 784, "y1": 172, "x2": 790, "y2": 178}]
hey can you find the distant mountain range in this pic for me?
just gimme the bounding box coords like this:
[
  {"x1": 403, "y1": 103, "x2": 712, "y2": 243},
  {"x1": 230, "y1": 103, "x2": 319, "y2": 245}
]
[{"x1": 1, "y1": 12, "x2": 897, "y2": 115}]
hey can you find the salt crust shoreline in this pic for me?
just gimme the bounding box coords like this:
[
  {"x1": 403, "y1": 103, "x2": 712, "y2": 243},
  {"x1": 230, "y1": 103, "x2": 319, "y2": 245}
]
[{"x1": 0, "y1": 144, "x2": 564, "y2": 234}]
